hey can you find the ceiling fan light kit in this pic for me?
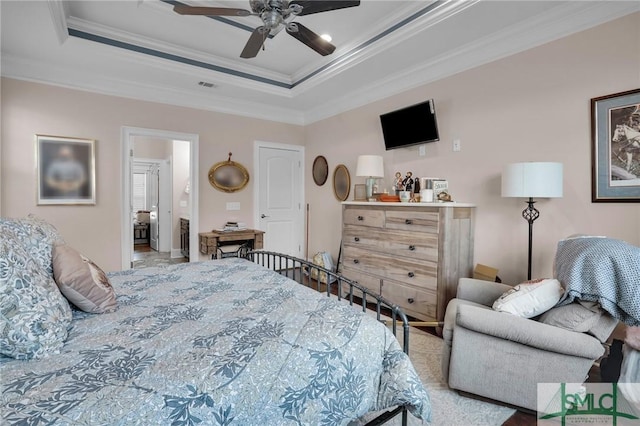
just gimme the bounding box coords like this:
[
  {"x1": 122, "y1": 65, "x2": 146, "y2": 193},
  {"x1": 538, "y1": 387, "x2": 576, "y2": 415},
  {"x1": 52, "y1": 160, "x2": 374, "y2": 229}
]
[{"x1": 173, "y1": 0, "x2": 360, "y2": 58}]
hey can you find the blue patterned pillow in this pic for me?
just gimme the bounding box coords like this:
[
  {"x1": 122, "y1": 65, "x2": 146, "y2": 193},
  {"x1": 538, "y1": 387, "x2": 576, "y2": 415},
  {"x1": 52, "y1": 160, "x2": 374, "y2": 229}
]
[
  {"x1": 0, "y1": 215, "x2": 64, "y2": 276},
  {"x1": 0, "y1": 224, "x2": 72, "y2": 359}
]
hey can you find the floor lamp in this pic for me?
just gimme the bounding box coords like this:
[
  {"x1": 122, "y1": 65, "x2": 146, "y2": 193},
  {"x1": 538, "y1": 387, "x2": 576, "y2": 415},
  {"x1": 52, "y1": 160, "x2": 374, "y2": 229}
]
[
  {"x1": 356, "y1": 155, "x2": 384, "y2": 199},
  {"x1": 501, "y1": 162, "x2": 563, "y2": 280}
]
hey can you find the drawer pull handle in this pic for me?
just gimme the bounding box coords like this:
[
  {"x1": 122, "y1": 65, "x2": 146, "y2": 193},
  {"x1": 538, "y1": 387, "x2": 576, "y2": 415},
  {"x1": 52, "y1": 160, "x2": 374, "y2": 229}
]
[
  {"x1": 354, "y1": 237, "x2": 360, "y2": 242},
  {"x1": 357, "y1": 215, "x2": 364, "y2": 221},
  {"x1": 408, "y1": 298, "x2": 415, "y2": 304},
  {"x1": 408, "y1": 245, "x2": 416, "y2": 251},
  {"x1": 407, "y1": 272, "x2": 415, "y2": 278},
  {"x1": 353, "y1": 259, "x2": 360, "y2": 264},
  {"x1": 405, "y1": 219, "x2": 413, "y2": 225}
]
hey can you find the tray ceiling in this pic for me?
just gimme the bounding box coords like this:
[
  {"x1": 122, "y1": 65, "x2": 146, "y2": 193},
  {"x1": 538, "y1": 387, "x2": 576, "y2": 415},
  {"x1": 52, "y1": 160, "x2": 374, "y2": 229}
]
[{"x1": 1, "y1": 1, "x2": 638, "y2": 124}]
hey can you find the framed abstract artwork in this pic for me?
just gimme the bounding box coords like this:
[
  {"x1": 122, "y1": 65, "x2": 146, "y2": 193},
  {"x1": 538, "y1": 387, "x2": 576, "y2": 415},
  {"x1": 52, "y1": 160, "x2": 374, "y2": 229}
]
[{"x1": 36, "y1": 135, "x2": 96, "y2": 205}]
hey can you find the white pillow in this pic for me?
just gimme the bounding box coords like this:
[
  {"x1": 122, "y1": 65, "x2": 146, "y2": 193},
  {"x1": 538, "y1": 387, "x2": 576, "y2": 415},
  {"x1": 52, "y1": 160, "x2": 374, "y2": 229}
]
[{"x1": 492, "y1": 278, "x2": 564, "y2": 318}]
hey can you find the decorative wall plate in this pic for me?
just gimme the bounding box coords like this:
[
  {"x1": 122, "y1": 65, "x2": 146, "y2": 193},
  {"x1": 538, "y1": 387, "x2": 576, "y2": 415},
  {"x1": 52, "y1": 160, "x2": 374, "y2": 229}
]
[
  {"x1": 312, "y1": 155, "x2": 329, "y2": 186},
  {"x1": 333, "y1": 164, "x2": 350, "y2": 201}
]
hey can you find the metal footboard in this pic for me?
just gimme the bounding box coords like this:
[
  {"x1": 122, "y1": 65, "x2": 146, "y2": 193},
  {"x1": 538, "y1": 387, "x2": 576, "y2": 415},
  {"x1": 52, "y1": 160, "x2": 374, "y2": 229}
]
[{"x1": 244, "y1": 250, "x2": 410, "y2": 426}]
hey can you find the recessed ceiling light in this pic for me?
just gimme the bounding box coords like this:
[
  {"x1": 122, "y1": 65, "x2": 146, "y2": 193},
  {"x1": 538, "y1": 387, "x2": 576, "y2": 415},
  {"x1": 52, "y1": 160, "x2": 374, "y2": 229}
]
[{"x1": 320, "y1": 34, "x2": 332, "y2": 43}]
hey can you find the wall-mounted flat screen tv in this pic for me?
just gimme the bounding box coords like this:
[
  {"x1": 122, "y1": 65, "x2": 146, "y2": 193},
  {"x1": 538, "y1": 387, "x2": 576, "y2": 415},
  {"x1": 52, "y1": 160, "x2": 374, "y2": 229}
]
[{"x1": 380, "y1": 99, "x2": 439, "y2": 150}]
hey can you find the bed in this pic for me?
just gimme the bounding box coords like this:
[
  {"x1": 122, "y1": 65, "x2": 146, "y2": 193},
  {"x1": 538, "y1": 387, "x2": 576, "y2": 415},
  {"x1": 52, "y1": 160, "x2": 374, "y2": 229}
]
[{"x1": 0, "y1": 217, "x2": 431, "y2": 426}]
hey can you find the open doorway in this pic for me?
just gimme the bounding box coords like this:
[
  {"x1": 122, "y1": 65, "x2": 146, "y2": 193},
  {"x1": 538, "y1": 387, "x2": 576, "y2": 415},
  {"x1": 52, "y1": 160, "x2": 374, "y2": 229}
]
[
  {"x1": 121, "y1": 127, "x2": 199, "y2": 270},
  {"x1": 131, "y1": 157, "x2": 173, "y2": 268}
]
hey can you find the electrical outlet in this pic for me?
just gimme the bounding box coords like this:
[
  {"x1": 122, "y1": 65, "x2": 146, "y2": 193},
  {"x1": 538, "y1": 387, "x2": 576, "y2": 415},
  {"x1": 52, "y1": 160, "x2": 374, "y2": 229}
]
[
  {"x1": 453, "y1": 139, "x2": 461, "y2": 152},
  {"x1": 226, "y1": 202, "x2": 240, "y2": 211},
  {"x1": 419, "y1": 145, "x2": 426, "y2": 156}
]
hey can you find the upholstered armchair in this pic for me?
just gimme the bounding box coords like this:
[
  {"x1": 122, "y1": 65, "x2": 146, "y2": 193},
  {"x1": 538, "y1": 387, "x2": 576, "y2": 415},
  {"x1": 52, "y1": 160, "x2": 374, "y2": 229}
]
[{"x1": 441, "y1": 278, "x2": 617, "y2": 412}]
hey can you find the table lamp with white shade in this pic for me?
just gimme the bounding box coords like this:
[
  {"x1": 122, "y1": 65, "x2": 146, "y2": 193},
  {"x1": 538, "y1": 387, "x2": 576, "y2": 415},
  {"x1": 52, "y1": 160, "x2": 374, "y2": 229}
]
[
  {"x1": 356, "y1": 155, "x2": 384, "y2": 199},
  {"x1": 501, "y1": 162, "x2": 563, "y2": 280}
]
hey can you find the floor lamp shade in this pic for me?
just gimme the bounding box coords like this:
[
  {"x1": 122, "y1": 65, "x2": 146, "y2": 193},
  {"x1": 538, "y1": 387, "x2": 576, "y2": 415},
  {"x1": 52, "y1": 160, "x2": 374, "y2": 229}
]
[
  {"x1": 501, "y1": 162, "x2": 563, "y2": 280},
  {"x1": 501, "y1": 162, "x2": 563, "y2": 198},
  {"x1": 356, "y1": 155, "x2": 384, "y2": 198}
]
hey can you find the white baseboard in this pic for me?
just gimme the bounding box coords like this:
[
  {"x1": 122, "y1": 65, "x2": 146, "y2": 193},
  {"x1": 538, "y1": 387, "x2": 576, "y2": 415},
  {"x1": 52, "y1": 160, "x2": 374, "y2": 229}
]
[{"x1": 171, "y1": 249, "x2": 183, "y2": 259}]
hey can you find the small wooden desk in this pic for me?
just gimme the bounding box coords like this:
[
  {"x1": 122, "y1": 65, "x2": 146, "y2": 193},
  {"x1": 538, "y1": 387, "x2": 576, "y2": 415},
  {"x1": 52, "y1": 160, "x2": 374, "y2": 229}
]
[{"x1": 199, "y1": 229, "x2": 265, "y2": 259}]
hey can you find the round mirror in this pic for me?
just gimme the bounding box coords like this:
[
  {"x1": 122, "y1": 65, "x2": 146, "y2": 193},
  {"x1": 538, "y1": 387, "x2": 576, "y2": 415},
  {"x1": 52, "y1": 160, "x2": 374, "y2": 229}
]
[
  {"x1": 333, "y1": 164, "x2": 351, "y2": 201},
  {"x1": 208, "y1": 160, "x2": 249, "y2": 193},
  {"x1": 312, "y1": 155, "x2": 329, "y2": 186}
]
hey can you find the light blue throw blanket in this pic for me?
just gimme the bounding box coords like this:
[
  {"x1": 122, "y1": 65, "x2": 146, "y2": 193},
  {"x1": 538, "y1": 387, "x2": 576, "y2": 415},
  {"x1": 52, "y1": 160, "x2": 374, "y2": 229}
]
[{"x1": 555, "y1": 237, "x2": 640, "y2": 326}]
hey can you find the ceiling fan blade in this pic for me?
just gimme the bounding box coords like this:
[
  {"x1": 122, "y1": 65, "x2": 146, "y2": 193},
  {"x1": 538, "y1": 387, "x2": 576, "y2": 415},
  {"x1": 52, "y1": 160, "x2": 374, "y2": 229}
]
[
  {"x1": 290, "y1": 1, "x2": 360, "y2": 16},
  {"x1": 240, "y1": 27, "x2": 269, "y2": 58},
  {"x1": 286, "y1": 23, "x2": 335, "y2": 56},
  {"x1": 173, "y1": 5, "x2": 252, "y2": 17}
]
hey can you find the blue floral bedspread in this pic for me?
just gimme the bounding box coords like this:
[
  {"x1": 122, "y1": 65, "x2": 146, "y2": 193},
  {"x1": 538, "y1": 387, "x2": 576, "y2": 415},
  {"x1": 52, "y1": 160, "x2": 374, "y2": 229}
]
[{"x1": 1, "y1": 258, "x2": 431, "y2": 425}]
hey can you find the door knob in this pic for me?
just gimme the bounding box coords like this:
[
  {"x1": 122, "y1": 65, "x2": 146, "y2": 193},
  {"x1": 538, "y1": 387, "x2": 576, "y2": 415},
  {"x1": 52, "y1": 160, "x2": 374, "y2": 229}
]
[{"x1": 261, "y1": 214, "x2": 269, "y2": 218}]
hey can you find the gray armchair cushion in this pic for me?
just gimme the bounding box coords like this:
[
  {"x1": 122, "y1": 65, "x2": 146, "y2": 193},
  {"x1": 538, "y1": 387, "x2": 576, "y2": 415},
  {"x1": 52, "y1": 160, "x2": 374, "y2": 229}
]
[
  {"x1": 456, "y1": 304, "x2": 605, "y2": 360},
  {"x1": 456, "y1": 278, "x2": 513, "y2": 306}
]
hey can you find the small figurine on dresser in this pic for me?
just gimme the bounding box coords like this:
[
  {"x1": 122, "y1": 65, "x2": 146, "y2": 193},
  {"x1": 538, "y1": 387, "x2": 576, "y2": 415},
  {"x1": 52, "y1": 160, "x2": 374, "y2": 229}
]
[
  {"x1": 394, "y1": 172, "x2": 403, "y2": 194},
  {"x1": 402, "y1": 172, "x2": 414, "y2": 192}
]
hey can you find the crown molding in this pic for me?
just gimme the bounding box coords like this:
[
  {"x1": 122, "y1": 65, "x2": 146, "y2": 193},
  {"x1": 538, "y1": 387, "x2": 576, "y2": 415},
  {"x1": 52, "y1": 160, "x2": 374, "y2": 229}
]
[
  {"x1": 303, "y1": 1, "x2": 640, "y2": 124},
  {"x1": 47, "y1": 0, "x2": 69, "y2": 45},
  {"x1": 66, "y1": 16, "x2": 293, "y2": 90},
  {"x1": 9, "y1": 1, "x2": 639, "y2": 127},
  {"x1": 1, "y1": 54, "x2": 305, "y2": 125},
  {"x1": 289, "y1": 1, "x2": 477, "y2": 94}
]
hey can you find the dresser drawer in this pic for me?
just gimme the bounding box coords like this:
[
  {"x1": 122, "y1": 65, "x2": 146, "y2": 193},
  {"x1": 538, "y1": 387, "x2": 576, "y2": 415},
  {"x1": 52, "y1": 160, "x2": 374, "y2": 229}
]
[
  {"x1": 343, "y1": 224, "x2": 438, "y2": 262},
  {"x1": 382, "y1": 279, "x2": 437, "y2": 321},
  {"x1": 385, "y1": 209, "x2": 439, "y2": 233},
  {"x1": 340, "y1": 266, "x2": 382, "y2": 295},
  {"x1": 342, "y1": 245, "x2": 437, "y2": 288},
  {"x1": 343, "y1": 207, "x2": 385, "y2": 228}
]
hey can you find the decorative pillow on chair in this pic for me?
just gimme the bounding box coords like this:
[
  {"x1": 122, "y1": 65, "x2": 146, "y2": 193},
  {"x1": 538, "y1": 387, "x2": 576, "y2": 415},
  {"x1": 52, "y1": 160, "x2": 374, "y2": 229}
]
[
  {"x1": 492, "y1": 278, "x2": 564, "y2": 318},
  {"x1": 52, "y1": 244, "x2": 117, "y2": 313},
  {"x1": 0, "y1": 229, "x2": 72, "y2": 360},
  {"x1": 538, "y1": 301, "x2": 604, "y2": 333}
]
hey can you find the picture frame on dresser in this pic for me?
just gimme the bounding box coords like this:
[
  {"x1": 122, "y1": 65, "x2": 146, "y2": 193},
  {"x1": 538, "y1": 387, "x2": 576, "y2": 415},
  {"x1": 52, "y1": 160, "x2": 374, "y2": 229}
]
[
  {"x1": 36, "y1": 135, "x2": 96, "y2": 205},
  {"x1": 591, "y1": 88, "x2": 640, "y2": 202},
  {"x1": 353, "y1": 184, "x2": 367, "y2": 201}
]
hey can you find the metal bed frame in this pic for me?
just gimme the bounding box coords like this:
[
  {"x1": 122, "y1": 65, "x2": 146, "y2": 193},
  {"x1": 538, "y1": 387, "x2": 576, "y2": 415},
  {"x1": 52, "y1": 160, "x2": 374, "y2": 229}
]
[{"x1": 245, "y1": 250, "x2": 411, "y2": 426}]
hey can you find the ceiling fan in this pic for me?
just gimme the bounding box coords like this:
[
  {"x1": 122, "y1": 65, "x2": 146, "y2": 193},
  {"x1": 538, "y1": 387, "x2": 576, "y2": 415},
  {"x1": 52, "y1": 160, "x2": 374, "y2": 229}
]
[{"x1": 173, "y1": 0, "x2": 360, "y2": 58}]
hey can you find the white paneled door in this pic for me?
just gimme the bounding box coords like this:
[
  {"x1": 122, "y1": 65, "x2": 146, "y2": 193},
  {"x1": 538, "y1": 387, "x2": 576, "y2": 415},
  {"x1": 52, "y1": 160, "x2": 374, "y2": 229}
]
[{"x1": 256, "y1": 143, "x2": 304, "y2": 258}]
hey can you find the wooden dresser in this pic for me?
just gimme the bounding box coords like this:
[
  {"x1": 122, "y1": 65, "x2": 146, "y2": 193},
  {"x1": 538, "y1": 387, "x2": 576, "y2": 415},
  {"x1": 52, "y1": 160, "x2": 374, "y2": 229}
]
[{"x1": 340, "y1": 202, "x2": 475, "y2": 323}]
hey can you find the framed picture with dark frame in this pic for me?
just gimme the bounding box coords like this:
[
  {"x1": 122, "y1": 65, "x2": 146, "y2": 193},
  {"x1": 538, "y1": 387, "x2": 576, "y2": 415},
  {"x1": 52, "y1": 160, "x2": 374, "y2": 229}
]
[
  {"x1": 36, "y1": 135, "x2": 96, "y2": 205},
  {"x1": 591, "y1": 88, "x2": 640, "y2": 202}
]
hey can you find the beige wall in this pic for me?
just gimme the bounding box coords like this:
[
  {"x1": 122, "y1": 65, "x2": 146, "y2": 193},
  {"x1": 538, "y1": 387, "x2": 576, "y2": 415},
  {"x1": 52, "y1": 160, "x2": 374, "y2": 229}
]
[
  {"x1": 1, "y1": 13, "x2": 639, "y2": 280},
  {"x1": 305, "y1": 12, "x2": 640, "y2": 284},
  {"x1": 0, "y1": 81, "x2": 304, "y2": 271}
]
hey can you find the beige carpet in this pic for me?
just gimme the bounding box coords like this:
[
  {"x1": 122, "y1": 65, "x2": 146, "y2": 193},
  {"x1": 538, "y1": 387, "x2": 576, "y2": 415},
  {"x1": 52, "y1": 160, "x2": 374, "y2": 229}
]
[{"x1": 391, "y1": 326, "x2": 515, "y2": 425}]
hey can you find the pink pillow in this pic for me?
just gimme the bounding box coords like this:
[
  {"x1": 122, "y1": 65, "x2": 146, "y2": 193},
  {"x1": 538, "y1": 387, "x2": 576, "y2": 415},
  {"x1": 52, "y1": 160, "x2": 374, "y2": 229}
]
[{"x1": 52, "y1": 244, "x2": 117, "y2": 313}]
